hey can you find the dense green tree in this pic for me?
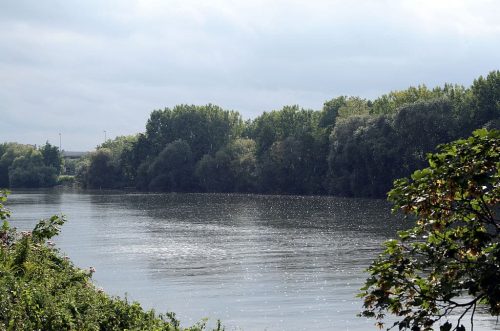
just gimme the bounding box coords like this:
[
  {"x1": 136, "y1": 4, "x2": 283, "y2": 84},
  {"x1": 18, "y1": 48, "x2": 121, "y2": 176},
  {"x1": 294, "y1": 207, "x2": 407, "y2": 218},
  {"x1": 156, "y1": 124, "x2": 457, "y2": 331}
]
[
  {"x1": 100, "y1": 135, "x2": 139, "y2": 185},
  {"x1": 327, "y1": 94, "x2": 487, "y2": 197},
  {"x1": 145, "y1": 104, "x2": 243, "y2": 161},
  {"x1": 0, "y1": 143, "x2": 34, "y2": 187},
  {"x1": 6, "y1": 71, "x2": 497, "y2": 196},
  {"x1": 8, "y1": 149, "x2": 58, "y2": 188},
  {"x1": 371, "y1": 85, "x2": 444, "y2": 115},
  {"x1": 147, "y1": 139, "x2": 194, "y2": 192},
  {"x1": 224, "y1": 138, "x2": 258, "y2": 192},
  {"x1": 360, "y1": 129, "x2": 499, "y2": 330},
  {"x1": 328, "y1": 115, "x2": 399, "y2": 196},
  {"x1": 393, "y1": 98, "x2": 461, "y2": 173},
  {"x1": 194, "y1": 154, "x2": 220, "y2": 192},
  {"x1": 195, "y1": 138, "x2": 258, "y2": 193},
  {"x1": 249, "y1": 105, "x2": 320, "y2": 157},
  {"x1": 195, "y1": 152, "x2": 232, "y2": 192},
  {"x1": 470, "y1": 70, "x2": 500, "y2": 129},
  {"x1": 0, "y1": 143, "x2": 62, "y2": 188},
  {"x1": 258, "y1": 136, "x2": 307, "y2": 193},
  {"x1": 39, "y1": 142, "x2": 63, "y2": 174},
  {"x1": 83, "y1": 149, "x2": 121, "y2": 189},
  {"x1": 318, "y1": 96, "x2": 344, "y2": 132},
  {"x1": 248, "y1": 105, "x2": 328, "y2": 193},
  {"x1": 336, "y1": 96, "x2": 371, "y2": 119}
]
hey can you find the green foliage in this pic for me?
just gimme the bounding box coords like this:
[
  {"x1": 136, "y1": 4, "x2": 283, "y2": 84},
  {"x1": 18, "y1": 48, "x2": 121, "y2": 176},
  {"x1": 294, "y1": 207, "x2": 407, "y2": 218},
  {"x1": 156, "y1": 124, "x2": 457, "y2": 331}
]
[
  {"x1": 223, "y1": 138, "x2": 258, "y2": 192},
  {"x1": 0, "y1": 143, "x2": 63, "y2": 189},
  {"x1": 359, "y1": 129, "x2": 500, "y2": 330},
  {"x1": 62, "y1": 158, "x2": 78, "y2": 176},
  {"x1": 371, "y1": 85, "x2": 441, "y2": 115},
  {"x1": 248, "y1": 105, "x2": 321, "y2": 157},
  {"x1": 328, "y1": 96, "x2": 474, "y2": 197},
  {"x1": 195, "y1": 138, "x2": 258, "y2": 192},
  {"x1": 0, "y1": 191, "x2": 224, "y2": 331},
  {"x1": 8, "y1": 149, "x2": 58, "y2": 188},
  {"x1": 248, "y1": 105, "x2": 328, "y2": 193},
  {"x1": 337, "y1": 96, "x2": 371, "y2": 119},
  {"x1": 39, "y1": 142, "x2": 63, "y2": 174},
  {"x1": 82, "y1": 149, "x2": 121, "y2": 189},
  {"x1": 57, "y1": 175, "x2": 75, "y2": 186},
  {"x1": 328, "y1": 115, "x2": 399, "y2": 197},
  {"x1": 101, "y1": 135, "x2": 139, "y2": 184},
  {"x1": 470, "y1": 70, "x2": 500, "y2": 128},
  {"x1": 319, "y1": 96, "x2": 344, "y2": 131},
  {"x1": 0, "y1": 190, "x2": 10, "y2": 221},
  {"x1": 0, "y1": 143, "x2": 35, "y2": 188},
  {"x1": 147, "y1": 139, "x2": 195, "y2": 191},
  {"x1": 393, "y1": 98, "x2": 461, "y2": 172},
  {"x1": 5, "y1": 71, "x2": 498, "y2": 197},
  {"x1": 145, "y1": 104, "x2": 243, "y2": 160},
  {"x1": 76, "y1": 136, "x2": 139, "y2": 189}
]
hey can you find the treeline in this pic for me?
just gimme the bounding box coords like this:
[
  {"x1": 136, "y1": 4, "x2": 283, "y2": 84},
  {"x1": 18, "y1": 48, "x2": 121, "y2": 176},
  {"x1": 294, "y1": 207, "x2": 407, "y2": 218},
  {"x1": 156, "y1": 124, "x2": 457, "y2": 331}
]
[
  {"x1": 1, "y1": 71, "x2": 498, "y2": 196},
  {"x1": 74, "y1": 71, "x2": 499, "y2": 197},
  {"x1": 0, "y1": 142, "x2": 65, "y2": 188}
]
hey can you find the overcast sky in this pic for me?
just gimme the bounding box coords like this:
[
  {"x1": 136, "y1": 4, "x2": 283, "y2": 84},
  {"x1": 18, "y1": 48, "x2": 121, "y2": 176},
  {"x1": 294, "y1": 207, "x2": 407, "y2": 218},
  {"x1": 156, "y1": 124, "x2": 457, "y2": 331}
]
[{"x1": 1, "y1": 0, "x2": 499, "y2": 150}]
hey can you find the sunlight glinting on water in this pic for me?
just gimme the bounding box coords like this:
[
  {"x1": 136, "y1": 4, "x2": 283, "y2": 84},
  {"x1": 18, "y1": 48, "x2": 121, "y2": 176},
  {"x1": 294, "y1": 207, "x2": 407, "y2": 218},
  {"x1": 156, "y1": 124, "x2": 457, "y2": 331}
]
[{"x1": 6, "y1": 190, "x2": 499, "y2": 331}]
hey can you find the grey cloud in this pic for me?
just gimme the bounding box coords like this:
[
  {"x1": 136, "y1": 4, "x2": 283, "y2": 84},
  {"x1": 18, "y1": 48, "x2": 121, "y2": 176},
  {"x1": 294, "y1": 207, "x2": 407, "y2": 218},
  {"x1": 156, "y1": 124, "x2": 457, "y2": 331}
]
[{"x1": 1, "y1": 0, "x2": 499, "y2": 150}]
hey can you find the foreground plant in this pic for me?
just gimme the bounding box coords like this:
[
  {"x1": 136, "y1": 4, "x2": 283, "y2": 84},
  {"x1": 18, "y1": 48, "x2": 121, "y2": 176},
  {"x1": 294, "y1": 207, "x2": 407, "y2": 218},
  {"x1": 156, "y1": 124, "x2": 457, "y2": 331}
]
[
  {"x1": 0, "y1": 190, "x2": 223, "y2": 331},
  {"x1": 359, "y1": 129, "x2": 499, "y2": 330}
]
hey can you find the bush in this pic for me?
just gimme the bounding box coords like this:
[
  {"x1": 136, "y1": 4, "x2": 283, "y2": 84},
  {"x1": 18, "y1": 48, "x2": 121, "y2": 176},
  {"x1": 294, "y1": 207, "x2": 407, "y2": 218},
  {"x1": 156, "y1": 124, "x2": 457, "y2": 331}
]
[{"x1": 57, "y1": 175, "x2": 75, "y2": 186}]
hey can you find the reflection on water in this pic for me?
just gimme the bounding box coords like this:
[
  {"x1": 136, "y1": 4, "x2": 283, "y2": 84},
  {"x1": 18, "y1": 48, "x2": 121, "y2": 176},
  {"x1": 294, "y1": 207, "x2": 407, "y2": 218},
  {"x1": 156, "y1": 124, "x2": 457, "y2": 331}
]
[{"x1": 5, "y1": 189, "x2": 499, "y2": 331}]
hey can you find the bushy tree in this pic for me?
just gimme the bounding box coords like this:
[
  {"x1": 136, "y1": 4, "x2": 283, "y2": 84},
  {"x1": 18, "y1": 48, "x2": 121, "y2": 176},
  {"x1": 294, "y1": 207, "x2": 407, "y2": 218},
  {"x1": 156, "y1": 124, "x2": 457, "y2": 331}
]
[
  {"x1": 360, "y1": 129, "x2": 499, "y2": 330},
  {"x1": 328, "y1": 115, "x2": 399, "y2": 196},
  {"x1": 100, "y1": 135, "x2": 139, "y2": 185},
  {"x1": 147, "y1": 139, "x2": 194, "y2": 192},
  {"x1": 195, "y1": 152, "x2": 232, "y2": 192},
  {"x1": 336, "y1": 96, "x2": 371, "y2": 119},
  {"x1": 0, "y1": 143, "x2": 61, "y2": 188},
  {"x1": 224, "y1": 138, "x2": 258, "y2": 192},
  {"x1": 84, "y1": 149, "x2": 121, "y2": 189},
  {"x1": 393, "y1": 98, "x2": 461, "y2": 173},
  {"x1": 8, "y1": 149, "x2": 58, "y2": 188},
  {"x1": 318, "y1": 96, "x2": 344, "y2": 131},
  {"x1": 371, "y1": 85, "x2": 441, "y2": 115},
  {"x1": 144, "y1": 104, "x2": 243, "y2": 160},
  {"x1": 249, "y1": 105, "x2": 327, "y2": 193},
  {"x1": 39, "y1": 141, "x2": 63, "y2": 174},
  {"x1": 195, "y1": 138, "x2": 257, "y2": 192},
  {"x1": 470, "y1": 70, "x2": 500, "y2": 129},
  {"x1": 0, "y1": 143, "x2": 34, "y2": 187}
]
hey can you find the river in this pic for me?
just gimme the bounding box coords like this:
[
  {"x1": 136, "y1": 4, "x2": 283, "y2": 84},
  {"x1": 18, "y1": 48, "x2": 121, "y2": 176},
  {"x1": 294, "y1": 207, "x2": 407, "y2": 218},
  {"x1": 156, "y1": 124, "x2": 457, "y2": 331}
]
[{"x1": 5, "y1": 189, "x2": 499, "y2": 331}]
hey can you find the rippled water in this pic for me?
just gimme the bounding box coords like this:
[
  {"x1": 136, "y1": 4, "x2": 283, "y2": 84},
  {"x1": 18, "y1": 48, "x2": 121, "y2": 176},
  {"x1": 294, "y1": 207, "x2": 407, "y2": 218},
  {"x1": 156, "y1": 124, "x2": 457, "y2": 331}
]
[{"x1": 5, "y1": 189, "x2": 499, "y2": 331}]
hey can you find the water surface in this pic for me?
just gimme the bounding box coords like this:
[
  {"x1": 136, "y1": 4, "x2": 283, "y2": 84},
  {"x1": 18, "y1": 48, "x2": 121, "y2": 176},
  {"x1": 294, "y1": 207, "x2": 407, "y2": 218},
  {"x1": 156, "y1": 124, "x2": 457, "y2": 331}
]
[{"x1": 5, "y1": 189, "x2": 498, "y2": 330}]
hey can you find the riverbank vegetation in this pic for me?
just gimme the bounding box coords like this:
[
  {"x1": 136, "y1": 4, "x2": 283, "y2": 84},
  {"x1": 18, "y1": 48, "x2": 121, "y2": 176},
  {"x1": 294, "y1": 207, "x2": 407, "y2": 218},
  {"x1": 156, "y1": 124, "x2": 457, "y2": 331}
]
[
  {"x1": 0, "y1": 190, "x2": 222, "y2": 331},
  {"x1": 359, "y1": 129, "x2": 499, "y2": 330},
  {"x1": 1, "y1": 71, "x2": 498, "y2": 197},
  {"x1": 0, "y1": 142, "x2": 64, "y2": 188}
]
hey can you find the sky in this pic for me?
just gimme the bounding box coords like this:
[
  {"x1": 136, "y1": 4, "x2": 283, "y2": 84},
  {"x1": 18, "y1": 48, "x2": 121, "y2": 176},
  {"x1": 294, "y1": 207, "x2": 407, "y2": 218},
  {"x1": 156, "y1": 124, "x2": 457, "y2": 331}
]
[{"x1": 1, "y1": 0, "x2": 499, "y2": 151}]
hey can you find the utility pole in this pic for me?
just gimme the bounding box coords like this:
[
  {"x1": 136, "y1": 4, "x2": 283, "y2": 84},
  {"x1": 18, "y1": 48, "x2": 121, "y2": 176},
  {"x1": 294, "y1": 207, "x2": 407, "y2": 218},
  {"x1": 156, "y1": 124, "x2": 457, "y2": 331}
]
[
  {"x1": 104, "y1": 130, "x2": 107, "y2": 143},
  {"x1": 59, "y1": 133, "x2": 62, "y2": 151}
]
